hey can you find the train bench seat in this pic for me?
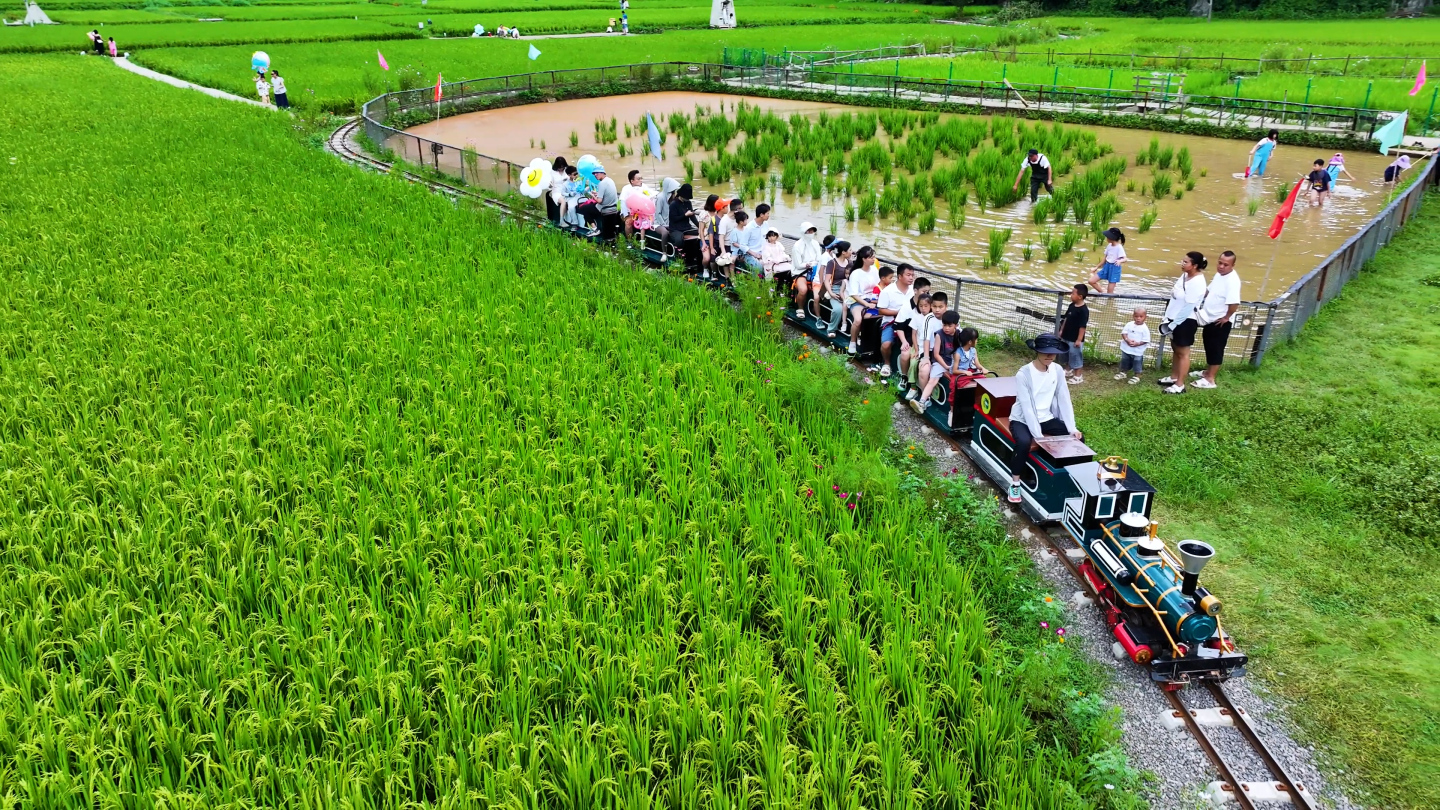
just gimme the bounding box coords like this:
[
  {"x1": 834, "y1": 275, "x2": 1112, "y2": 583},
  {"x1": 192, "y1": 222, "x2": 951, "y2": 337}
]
[{"x1": 974, "y1": 376, "x2": 1095, "y2": 467}]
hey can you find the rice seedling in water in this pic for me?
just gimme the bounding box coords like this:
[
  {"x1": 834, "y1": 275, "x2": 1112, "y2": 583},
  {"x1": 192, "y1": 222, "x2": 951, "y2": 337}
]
[
  {"x1": 539, "y1": 139, "x2": 546, "y2": 151},
  {"x1": 1139, "y1": 207, "x2": 1159, "y2": 232},
  {"x1": 949, "y1": 201, "x2": 966, "y2": 230},
  {"x1": 986, "y1": 227, "x2": 1012, "y2": 267},
  {"x1": 1275, "y1": 183, "x2": 1291, "y2": 203},
  {"x1": 1185, "y1": 178, "x2": 1196, "y2": 191},
  {"x1": 1032, "y1": 198, "x2": 1053, "y2": 224},
  {"x1": 1200, "y1": 167, "x2": 1209, "y2": 177},
  {"x1": 1174, "y1": 189, "x2": 1184, "y2": 200},
  {"x1": 569, "y1": 130, "x2": 579, "y2": 147},
  {"x1": 1151, "y1": 173, "x2": 1173, "y2": 198},
  {"x1": 1247, "y1": 198, "x2": 1262, "y2": 216},
  {"x1": 1156, "y1": 145, "x2": 1174, "y2": 171},
  {"x1": 1022, "y1": 241, "x2": 1034, "y2": 261},
  {"x1": 918, "y1": 210, "x2": 937, "y2": 233},
  {"x1": 1044, "y1": 232, "x2": 1064, "y2": 262},
  {"x1": 1125, "y1": 178, "x2": 1137, "y2": 193},
  {"x1": 1061, "y1": 225, "x2": 1083, "y2": 252},
  {"x1": 858, "y1": 193, "x2": 877, "y2": 220},
  {"x1": 1134, "y1": 151, "x2": 1148, "y2": 167},
  {"x1": 1147, "y1": 136, "x2": 1161, "y2": 165},
  {"x1": 1177, "y1": 147, "x2": 1193, "y2": 178},
  {"x1": 845, "y1": 202, "x2": 857, "y2": 222},
  {"x1": 682, "y1": 157, "x2": 695, "y2": 183}
]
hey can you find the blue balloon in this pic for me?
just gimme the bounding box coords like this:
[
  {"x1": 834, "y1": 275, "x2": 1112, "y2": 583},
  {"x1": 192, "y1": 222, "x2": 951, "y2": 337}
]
[
  {"x1": 577, "y1": 154, "x2": 603, "y2": 188},
  {"x1": 251, "y1": 51, "x2": 270, "y2": 72}
]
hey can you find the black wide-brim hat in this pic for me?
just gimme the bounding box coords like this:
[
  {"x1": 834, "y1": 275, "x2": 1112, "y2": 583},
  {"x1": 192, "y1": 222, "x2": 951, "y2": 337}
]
[{"x1": 1026, "y1": 333, "x2": 1071, "y2": 355}]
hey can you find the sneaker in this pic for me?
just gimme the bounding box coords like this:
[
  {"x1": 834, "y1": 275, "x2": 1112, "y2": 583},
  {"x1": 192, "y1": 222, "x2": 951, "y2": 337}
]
[
  {"x1": 908, "y1": 399, "x2": 925, "y2": 415},
  {"x1": 1113, "y1": 372, "x2": 1129, "y2": 381},
  {"x1": 795, "y1": 309, "x2": 806, "y2": 319},
  {"x1": 1007, "y1": 482, "x2": 1022, "y2": 503},
  {"x1": 701, "y1": 271, "x2": 711, "y2": 280},
  {"x1": 1066, "y1": 375, "x2": 1083, "y2": 385},
  {"x1": 1163, "y1": 383, "x2": 1186, "y2": 394},
  {"x1": 1157, "y1": 376, "x2": 1176, "y2": 386},
  {"x1": 905, "y1": 389, "x2": 920, "y2": 401},
  {"x1": 1127, "y1": 376, "x2": 1141, "y2": 385},
  {"x1": 1188, "y1": 370, "x2": 1204, "y2": 379},
  {"x1": 1191, "y1": 378, "x2": 1217, "y2": 389},
  {"x1": 880, "y1": 367, "x2": 891, "y2": 378},
  {"x1": 848, "y1": 344, "x2": 858, "y2": 355}
]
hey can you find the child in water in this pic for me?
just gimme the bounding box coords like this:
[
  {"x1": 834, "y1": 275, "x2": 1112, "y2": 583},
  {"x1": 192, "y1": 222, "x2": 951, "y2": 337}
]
[
  {"x1": 1326, "y1": 152, "x2": 1355, "y2": 184},
  {"x1": 1306, "y1": 158, "x2": 1333, "y2": 206},
  {"x1": 1247, "y1": 130, "x2": 1278, "y2": 177},
  {"x1": 1088, "y1": 227, "x2": 1127, "y2": 294}
]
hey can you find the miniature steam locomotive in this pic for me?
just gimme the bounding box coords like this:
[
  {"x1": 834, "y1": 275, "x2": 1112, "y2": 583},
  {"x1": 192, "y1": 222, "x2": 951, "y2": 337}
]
[{"x1": 964, "y1": 376, "x2": 1248, "y2": 685}]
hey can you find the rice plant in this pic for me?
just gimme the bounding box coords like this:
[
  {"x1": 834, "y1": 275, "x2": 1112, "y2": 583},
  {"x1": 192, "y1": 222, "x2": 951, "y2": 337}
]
[
  {"x1": 1174, "y1": 189, "x2": 1184, "y2": 200},
  {"x1": 1125, "y1": 178, "x2": 1137, "y2": 193},
  {"x1": 1138, "y1": 207, "x2": 1159, "y2": 232},
  {"x1": 1248, "y1": 198, "x2": 1262, "y2": 216},
  {"x1": 858, "y1": 192, "x2": 877, "y2": 220},
  {"x1": 918, "y1": 210, "x2": 937, "y2": 233},
  {"x1": 1275, "y1": 183, "x2": 1291, "y2": 203},
  {"x1": 1150, "y1": 173, "x2": 1173, "y2": 199},
  {"x1": 948, "y1": 199, "x2": 966, "y2": 230},
  {"x1": 1146, "y1": 136, "x2": 1161, "y2": 165},
  {"x1": 1044, "y1": 230, "x2": 1064, "y2": 261},
  {"x1": 1061, "y1": 225, "x2": 1083, "y2": 252},
  {"x1": 1200, "y1": 167, "x2": 1209, "y2": 177},
  {"x1": 1176, "y1": 147, "x2": 1193, "y2": 178},
  {"x1": 986, "y1": 227, "x2": 1012, "y2": 268},
  {"x1": 1022, "y1": 241, "x2": 1034, "y2": 261},
  {"x1": 682, "y1": 157, "x2": 695, "y2": 183},
  {"x1": 1185, "y1": 178, "x2": 1196, "y2": 191},
  {"x1": 845, "y1": 201, "x2": 857, "y2": 222},
  {"x1": 1032, "y1": 198, "x2": 1053, "y2": 224},
  {"x1": 1156, "y1": 145, "x2": 1174, "y2": 171},
  {"x1": 569, "y1": 130, "x2": 579, "y2": 147}
]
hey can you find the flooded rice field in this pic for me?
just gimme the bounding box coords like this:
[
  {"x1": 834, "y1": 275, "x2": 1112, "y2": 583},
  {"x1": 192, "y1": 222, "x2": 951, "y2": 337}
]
[{"x1": 405, "y1": 91, "x2": 1398, "y2": 301}]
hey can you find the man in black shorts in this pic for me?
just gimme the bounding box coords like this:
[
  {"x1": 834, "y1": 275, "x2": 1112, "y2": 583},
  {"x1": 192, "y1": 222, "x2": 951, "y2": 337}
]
[
  {"x1": 1192, "y1": 251, "x2": 1241, "y2": 390},
  {"x1": 1012, "y1": 149, "x2": 1054, "y2": 203}
]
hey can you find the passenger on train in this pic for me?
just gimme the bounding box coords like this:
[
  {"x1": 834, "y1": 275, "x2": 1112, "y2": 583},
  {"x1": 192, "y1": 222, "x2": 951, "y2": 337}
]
[
  {"x1": 717, "y1": 198, "x2": 743, "y2": 257},
  {"x1": 815, "y1": 239, "x2": 851, "y2": 339},
  {"x1": 900, "y1": 292, "x2": 932, "y2": 397},
  {"x1": 844, "y1": 246, "x2": 880, "y2": 355},
  {"x1": 877, "y1": 263, "x2": 916, "y2": 379},
  {"x1": 789, "y1": 222, "x2": 823, "y2": 318},
  {"x1": 1007, "y1": 333, "x2": 1083, "y2": 503}
]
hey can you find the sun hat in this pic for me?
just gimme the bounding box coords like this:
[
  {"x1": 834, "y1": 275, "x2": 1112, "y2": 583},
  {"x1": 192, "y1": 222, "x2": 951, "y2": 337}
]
[
  {"x1": 800, "y1": 221, "x2": 817, "y2": 233},
  {"x1": 1026, "y1": 333, "x2": 1071, "y2": 355},
  {"x1": 766, "y1": 228, "x2": 780, "y2": 238}
]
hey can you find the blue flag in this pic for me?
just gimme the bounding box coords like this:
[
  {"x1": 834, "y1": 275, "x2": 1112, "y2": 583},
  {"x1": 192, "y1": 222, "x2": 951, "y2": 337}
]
[
  {"x1": 1374, "y1": 111, "x2": 1407, "y2": 155},
  {"x1": 528, "y1": 44, "x2": 541, "y2": 61},
  {"x1": 646, "y1": 113, "x2": 663, "y2": 161}
]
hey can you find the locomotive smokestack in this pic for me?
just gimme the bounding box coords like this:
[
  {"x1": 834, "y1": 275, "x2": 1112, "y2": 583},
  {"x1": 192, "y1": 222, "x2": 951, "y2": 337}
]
[{"x1": 1176, "y1": 540, "x2": 1215, "y2": 597}]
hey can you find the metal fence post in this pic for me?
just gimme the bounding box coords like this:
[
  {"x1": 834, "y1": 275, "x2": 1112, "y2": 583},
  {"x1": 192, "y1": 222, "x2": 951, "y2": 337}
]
[{"x1": 1251, "y1": 304, "x2": 1277, "y2": 366}]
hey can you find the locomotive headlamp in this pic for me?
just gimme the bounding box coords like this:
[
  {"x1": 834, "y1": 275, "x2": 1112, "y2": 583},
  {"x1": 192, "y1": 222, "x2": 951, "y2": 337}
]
[{"x1": 1177, "y1": 540, "x2": 1215, "y2": 596}]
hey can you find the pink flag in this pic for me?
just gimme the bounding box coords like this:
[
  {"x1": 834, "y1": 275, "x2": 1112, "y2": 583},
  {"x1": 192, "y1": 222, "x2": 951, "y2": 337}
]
[
  {"x1": 377, "y1": 50, "x2": 389, "y2": 71},
  {"x1": 1411, "y1": 60, "x2": 1426, "y2": 96}
]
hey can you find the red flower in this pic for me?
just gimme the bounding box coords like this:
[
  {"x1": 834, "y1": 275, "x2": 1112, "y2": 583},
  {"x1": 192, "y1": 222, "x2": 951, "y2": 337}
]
[{"x1": 847, "y1": 502, "x2": 856, "y2": 510}]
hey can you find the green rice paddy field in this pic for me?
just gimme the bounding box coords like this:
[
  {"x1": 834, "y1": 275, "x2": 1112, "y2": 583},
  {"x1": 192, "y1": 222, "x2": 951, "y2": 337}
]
[
  {"x1": 3, "y1": 3, "x2": 1440, "y2": 807},
  {"x1": 0, "y1": 52, "x2": 1133, "y2": 809}
]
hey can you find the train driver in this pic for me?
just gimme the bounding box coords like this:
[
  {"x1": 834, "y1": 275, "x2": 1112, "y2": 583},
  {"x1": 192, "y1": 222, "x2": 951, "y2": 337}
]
[{"x1": 1007, "y1": 333, "x2": 1083, "y2": 504}]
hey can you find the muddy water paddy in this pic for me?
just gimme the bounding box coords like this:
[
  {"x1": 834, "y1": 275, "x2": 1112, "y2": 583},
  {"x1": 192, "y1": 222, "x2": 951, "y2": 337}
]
[{"x1": 406, "y1": 92, "x2": 1396, "y2": 300}]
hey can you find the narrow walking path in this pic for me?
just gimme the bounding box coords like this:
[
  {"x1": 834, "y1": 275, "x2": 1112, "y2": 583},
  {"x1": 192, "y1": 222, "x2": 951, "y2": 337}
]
[{"x1": 113, "y1": 56, "x2": 269, "y2": 107}]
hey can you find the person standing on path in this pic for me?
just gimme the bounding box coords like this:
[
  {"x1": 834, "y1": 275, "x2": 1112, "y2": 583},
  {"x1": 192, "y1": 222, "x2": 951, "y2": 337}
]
[
  {"x1": 1056, "y1": 284, "x2": 1089, "y2": 385},
  {"x1": 1248, "y1": 130, "x2": 1278, "y2": 178},
  {"x1": 107, "y1": 37, "x2": 117, "y2": 58},
  {"x1": 1191, "y1": 251, "x2": 1241, "y2": 390},
  {"x1": 89, "y1": 30, "x2": 104, "y2": 56},
  {"x1": 270, "y1": 69, "x2": 289, "y2": 109},
  {"x1": 255, "y1": 72, "x2": 271, "y2": 106},
  {"x1": 1012, "y1": 149, "x2": 1054, "y2": 203},
  {"x1": 1158, "y1": 251, "x2": 1208, "y2": 395}
]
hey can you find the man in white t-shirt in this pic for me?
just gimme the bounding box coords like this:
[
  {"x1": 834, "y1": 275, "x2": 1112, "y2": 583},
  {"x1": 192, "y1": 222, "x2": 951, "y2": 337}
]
[
  {"x1": 1012, "y1": 149, "x2": 1054, "y2": 202},
  {"x1": 877, "y1": 263, "x2": 915, "y2": 379},
  {"x1": 1008, "y1": 333, "x2": 1082, "y2": 504},
  {"x1": 1193, "y1": 251, "x2": 1241, "y2": 390}
]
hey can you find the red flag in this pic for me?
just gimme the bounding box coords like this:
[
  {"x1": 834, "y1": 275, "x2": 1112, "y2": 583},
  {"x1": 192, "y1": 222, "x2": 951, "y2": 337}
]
[
  {"x1": 433, "y1": 73, "x2": 442, "y2": 102},
  {"x1": 1268, "y1": 179, "x2": 1304, "y2": 240}
]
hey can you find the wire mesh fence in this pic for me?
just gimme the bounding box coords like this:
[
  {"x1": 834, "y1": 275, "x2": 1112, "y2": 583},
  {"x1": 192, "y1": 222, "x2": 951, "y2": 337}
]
[{"x1": 359, "y1": 62, "x2": 1438, "y2": 367}]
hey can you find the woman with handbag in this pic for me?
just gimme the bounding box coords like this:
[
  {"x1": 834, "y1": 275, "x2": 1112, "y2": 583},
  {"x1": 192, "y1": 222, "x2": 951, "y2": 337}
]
[{"x1": 1157, "y1": 251, "x2": 1208, "y2": 394}]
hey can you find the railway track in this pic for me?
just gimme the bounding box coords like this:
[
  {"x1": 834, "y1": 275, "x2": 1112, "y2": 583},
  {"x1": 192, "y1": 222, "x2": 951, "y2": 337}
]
[{"x1": 330, "y1": 119, "x2": 1319, "y2": 807}]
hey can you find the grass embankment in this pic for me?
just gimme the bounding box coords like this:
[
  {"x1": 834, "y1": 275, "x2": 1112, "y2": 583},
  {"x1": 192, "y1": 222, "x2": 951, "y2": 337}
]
[
  {"x1": 133, "y1": 23, "x2": 1001, "y2": 111},
  {"x1": 0, "y1": 53, "x2": 1137, "y2": 808},
  {"x1": 1063, "y1": 197, "x2": 1440, "y2": 809}
]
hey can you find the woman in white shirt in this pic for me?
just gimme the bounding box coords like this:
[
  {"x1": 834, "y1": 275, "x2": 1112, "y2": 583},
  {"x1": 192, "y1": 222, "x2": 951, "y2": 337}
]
[
  {"x1": 1159, "y1": 251, "x2": 1208, "y2": 394},
  {"x1": 1008, "y1": 333, "x2": 1082, "y2": 503},
  {"x1": 844, "y1": 246, "x2": 879, "y2": 355}
]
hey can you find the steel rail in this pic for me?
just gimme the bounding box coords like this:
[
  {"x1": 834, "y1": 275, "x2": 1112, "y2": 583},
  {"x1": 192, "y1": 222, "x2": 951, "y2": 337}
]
[
  {"x1": 1166, "y1": 688, "x2": 1260, "y2": 810},
  {"x1": 1204, "y1": 680, "x2": 1317, "y2": 810}
]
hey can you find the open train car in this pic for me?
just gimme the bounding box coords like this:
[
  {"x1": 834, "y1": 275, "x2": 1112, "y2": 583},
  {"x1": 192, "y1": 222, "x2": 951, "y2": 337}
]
[{"x1": 964, "y1": 375, "x2": 1248, "y2": 685}]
